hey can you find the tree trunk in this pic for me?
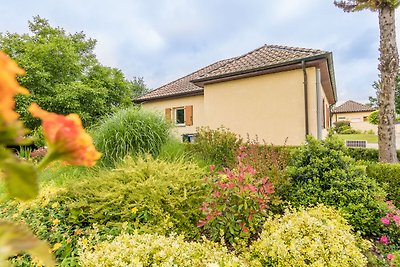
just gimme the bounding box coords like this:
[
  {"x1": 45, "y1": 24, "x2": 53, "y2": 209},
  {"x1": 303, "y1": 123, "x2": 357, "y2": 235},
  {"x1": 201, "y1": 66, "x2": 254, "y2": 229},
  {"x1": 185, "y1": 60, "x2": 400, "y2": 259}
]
[{"x1": 378, "y1": 6, "x2": 399, "y2": 163}]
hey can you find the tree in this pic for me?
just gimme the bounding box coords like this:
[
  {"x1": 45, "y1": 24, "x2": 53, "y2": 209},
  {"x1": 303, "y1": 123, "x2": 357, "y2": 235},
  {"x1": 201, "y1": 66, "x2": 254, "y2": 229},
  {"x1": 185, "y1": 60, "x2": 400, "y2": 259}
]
[
  {"x1": 0, "y1": 16, "x2": 142, "y2": 129},
  {"x1": 335, "y1": 0, "x2": 400, "y2": 163},
  {"x1": 369, "y1": 76, "x2": 400, "y2": 114}
]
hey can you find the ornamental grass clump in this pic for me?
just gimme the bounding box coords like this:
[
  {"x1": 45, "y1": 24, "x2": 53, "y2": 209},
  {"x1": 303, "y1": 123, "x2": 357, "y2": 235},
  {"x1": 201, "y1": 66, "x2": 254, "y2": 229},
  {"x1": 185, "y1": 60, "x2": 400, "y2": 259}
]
[
  {"x1": 248, "y1": 205, "x2": 370, "y2": 267},
  {"x1": 93, "y1": 107, "x2": 170, "y2": 166}
]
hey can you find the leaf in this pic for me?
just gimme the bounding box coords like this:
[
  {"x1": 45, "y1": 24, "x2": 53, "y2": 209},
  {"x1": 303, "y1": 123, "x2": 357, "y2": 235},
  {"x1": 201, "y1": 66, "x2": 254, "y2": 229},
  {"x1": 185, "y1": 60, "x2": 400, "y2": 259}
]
[
  {"x1": 1, "y1": 157, "x2": 38, "y2": 200},
  {"x1": 0, "y1": 221, "x2": 55, "y2": 266}
]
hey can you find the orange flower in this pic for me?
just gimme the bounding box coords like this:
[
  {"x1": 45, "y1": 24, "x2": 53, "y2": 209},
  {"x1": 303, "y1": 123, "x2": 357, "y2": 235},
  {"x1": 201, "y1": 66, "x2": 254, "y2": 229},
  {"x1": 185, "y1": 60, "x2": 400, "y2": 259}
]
[
  {"x1": 28, "y1": 103, "x2": 101, "y2": 167},
  {"x1": 0, "y1": 51, "x2": 28, "y2": 123}
]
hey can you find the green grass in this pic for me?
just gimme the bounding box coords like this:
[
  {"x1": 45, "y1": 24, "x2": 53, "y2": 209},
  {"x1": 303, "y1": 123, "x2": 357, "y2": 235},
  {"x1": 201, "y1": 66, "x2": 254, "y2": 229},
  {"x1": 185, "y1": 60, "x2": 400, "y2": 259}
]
[{"x1": 336, "y1": 133, "x2": 378, "y2": 143}]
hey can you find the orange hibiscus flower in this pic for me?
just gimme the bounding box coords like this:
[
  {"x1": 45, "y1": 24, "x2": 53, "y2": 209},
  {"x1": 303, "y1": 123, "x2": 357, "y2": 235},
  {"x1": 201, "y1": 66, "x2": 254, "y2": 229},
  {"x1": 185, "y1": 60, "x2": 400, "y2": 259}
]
[
  {"x1": 0, "y1": 51, "x2": 28, "y2": 123},
  {"x1": 28, "y1": 103, "x2": 101, "y2": 167}
]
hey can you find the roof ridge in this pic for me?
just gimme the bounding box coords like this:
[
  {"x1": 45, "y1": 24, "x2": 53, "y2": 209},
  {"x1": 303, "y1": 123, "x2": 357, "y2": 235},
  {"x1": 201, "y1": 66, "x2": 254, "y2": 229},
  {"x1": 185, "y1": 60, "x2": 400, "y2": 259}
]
[{"x1": 266, "y1": 44, "x2": 326, "y2": 54}]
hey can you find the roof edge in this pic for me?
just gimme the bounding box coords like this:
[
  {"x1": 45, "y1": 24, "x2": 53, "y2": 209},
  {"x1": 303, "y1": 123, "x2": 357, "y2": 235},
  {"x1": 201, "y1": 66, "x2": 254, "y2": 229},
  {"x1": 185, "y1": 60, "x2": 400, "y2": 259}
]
[{"x1": 134, "y1": 89, "x2": 204, "y2": 103}]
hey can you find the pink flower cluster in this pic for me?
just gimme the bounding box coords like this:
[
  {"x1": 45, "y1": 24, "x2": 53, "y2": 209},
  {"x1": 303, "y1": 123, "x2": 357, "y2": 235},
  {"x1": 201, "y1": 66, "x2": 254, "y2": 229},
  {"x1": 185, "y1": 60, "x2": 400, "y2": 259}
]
[{"x1": 379, "y1": 201, "x2": 400, "y2": 266}]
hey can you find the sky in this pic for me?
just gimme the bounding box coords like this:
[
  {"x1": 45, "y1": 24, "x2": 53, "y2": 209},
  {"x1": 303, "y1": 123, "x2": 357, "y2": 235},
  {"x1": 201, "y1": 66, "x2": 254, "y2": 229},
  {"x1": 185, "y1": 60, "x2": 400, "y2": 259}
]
[{"x1": 1, "y1": 0, "x2": 399, "y2": 105}]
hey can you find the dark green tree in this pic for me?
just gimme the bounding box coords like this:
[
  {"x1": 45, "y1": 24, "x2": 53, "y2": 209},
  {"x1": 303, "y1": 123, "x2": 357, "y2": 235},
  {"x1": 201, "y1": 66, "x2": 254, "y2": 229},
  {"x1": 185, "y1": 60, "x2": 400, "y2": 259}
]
[
  {"x1": 335, "y1": 0, "x2": 400, "y2": 163},
  {"x1": 0, "y1": 16, "x2": 141, "y2": 129}
]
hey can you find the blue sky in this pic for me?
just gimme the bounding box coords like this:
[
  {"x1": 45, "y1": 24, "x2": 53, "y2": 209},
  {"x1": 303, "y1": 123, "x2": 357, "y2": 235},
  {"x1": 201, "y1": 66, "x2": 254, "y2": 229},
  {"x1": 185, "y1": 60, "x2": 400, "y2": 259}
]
[{"x1": 1, "y1": 0, "x2": 399, "y2": 105}]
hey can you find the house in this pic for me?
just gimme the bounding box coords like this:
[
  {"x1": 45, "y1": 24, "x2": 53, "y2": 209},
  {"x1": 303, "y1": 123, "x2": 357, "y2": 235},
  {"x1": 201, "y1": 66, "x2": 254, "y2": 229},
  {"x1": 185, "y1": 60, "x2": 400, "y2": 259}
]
[
  {"x1": 332, "y1": 100, "x2": 377, "y2": 133},
  {"x1": 135, "y1": 44, "x2": 337, "y2": 145}
]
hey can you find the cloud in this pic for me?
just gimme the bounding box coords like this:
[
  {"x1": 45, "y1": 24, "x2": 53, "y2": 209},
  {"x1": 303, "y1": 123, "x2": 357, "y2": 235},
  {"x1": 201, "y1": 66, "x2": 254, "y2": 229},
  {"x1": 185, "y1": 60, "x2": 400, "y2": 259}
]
[{"x1": 0, "y1": 1, "x2": 399, "y2": 103}]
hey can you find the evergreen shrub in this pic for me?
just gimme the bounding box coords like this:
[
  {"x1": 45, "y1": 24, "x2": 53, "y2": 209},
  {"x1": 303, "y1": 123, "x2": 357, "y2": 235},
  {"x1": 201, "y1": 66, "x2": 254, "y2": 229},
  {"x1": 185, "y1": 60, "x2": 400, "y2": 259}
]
[
  {"x1": 60, "y1": 156, "x2": 206, "y2": 239},
  {"x1": 79, "y1": 233, "x2": 247, "y2": 267},
  {"x1": 286, "y1": 136, "x2": 387, "y2": 237},
  {"x1": 248, "y1": 205, "x2": 370, "y2": 267},
  {"x1": 366, "y1": 163, "x2": 400, "y2": 206}
]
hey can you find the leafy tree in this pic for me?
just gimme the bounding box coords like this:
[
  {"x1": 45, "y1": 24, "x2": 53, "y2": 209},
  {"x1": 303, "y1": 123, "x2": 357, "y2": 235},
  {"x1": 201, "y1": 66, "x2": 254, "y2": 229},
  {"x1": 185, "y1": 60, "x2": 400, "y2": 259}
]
[
  {"x1": 0, "y1": 16, "x2": 141, "y2": 129},
  {"x1": 335, "y1": 0, "x2": 400, "y2": 163},
  {"x1": 369, "y1": 76, "x2": 400, "y2": 115}
]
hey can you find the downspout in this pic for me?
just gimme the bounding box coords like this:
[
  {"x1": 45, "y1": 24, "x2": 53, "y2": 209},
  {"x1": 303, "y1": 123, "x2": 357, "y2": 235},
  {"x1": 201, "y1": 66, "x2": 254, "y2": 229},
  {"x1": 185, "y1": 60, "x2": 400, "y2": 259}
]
[
  {"x1": 302, "y1": 60, "x2": 309, "y2": 137},
  {"x1": 316, "y1": 68, "x2": 322, "y2": 139}
]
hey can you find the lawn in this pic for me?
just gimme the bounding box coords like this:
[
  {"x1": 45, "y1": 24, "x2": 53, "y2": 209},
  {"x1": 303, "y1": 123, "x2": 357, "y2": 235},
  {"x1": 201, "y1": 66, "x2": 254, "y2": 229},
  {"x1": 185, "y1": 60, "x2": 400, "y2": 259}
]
[{"x1": 337, "y1": 133, "x2": 378, "y2": 143}]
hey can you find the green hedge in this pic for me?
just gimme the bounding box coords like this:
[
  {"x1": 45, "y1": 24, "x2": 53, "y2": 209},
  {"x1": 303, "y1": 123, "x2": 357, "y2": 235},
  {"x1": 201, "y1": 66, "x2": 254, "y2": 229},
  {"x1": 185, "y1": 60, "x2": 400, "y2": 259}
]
[
  {"x1": 347, "y1": 148, "x2": 400, "y2": 162},
  {"x1": 366, "y1": 163, "x2": 400, "y2": 206}
]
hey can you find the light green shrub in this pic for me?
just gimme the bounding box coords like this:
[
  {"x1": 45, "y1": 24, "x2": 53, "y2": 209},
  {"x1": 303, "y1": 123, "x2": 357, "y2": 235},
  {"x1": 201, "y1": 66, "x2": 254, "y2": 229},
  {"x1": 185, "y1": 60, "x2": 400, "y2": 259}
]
[
  {"x1": 61, "y1": 156, "x2": 207, "y2": 239},
  {"x1": 79, "y1": 233, "x2": 246, "y2": 267},
  {"x1": 248, "y1": 205, "x2": 370, "y2": 267},
  {"x1": 92, "y1": 107, "x2": 170, "y2": 166},
  {"x1": 368, "y1": 110, "x2": 379, "y2": 125}
]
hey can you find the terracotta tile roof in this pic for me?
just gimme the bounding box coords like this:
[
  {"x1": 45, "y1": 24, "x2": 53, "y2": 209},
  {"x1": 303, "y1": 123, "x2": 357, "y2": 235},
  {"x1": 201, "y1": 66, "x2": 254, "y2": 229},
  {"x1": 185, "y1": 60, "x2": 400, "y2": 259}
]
[
  {"x1": 193, "y1": 45, "x2": 327, "y2": 82},
  {"x1": 135, "y1": 58, "x2": 234, "y2": 102},
  {"x1": 332, "y1": 100, "x2": 376, "y2": 113},
  {"x1": 136, "y1": 44, "x2": 333, "y2": 102}
]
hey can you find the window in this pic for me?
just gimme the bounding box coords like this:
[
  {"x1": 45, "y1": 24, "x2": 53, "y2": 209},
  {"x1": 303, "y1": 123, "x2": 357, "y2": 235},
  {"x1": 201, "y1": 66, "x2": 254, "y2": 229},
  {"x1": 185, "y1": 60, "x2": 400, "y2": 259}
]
[
  {"x1": 350, "y1": 118, "x2": 362, "y2": 123},
  {"x1": 174, "y1": 107, "x2": 185, "y2": 126},
  {"x1": 363, "y1": 116, "x2": 369, "y2": 122},
  {"x1": 338, "y1": 116, "x2": 346, "y2": 120},
  {"x1": 164, "y1": 105, "x2": 193, "y2": 127}
]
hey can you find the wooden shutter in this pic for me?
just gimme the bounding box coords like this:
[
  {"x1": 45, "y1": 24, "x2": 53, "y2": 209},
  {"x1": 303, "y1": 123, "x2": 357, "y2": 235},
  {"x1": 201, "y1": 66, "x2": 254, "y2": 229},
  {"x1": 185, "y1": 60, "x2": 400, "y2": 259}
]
[
  {"x1": 165, "y1": 108, "x2": 172, "y2": 122},
  {"x1": 326, "y1": 105, "x2": 330, "y2": 128},
  {"x1": 185, "y1": 105, "x2": 193, "y2": 126}
]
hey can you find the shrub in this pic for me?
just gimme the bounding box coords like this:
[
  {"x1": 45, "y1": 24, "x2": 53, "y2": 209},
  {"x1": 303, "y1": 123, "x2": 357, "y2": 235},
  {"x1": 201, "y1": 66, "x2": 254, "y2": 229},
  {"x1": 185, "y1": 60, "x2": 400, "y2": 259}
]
[
  {"x1": 188, "y1": 127, "x2": 242, "y2": 170},
  {"x1": 78, "y1": 232, "x2": 247, "y2": 267},
  {"x1": 340, "y1": 128, "x2": 361, "y2": 134},
  {"x1": 366, "y1": 163, "x2": 400, "y2": 206},
  {"x1": 240, "y1": 142, "x2": 291, "y2": 209},
  {"x1": 248, "y1": 205, "x2": 369, "y2": 267},
  {"x1": 0, "y1": 185, "x2": 83, "y2": 266},
  {"x1": 334, "y1": 120, "x2": 351, "y2": 134},
  {"x1": 369, "y1": 110, "x2": 379, "y2": 125},
  {"x1": 347, "y1": 148, "x2": 400, "y2": 162},
  {"x1": 60, "y1": 156, "x2": 206, "y2": 239},
  {"x1": 92, "y1": 107, "x2": 170, "y2": 166},
  {"x1": 286, "y1": 136, "x2": 387, "y2": 237},
  {"x1": 198, "y1": 148, "x2": 275, "y2": 246}
]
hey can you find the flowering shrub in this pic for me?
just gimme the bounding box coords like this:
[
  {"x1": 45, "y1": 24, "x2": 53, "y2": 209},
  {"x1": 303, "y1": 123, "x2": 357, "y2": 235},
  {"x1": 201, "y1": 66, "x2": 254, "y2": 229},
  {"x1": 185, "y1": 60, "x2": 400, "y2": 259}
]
[
  {"x1": 248, "y1": 205, "x2": 370, "y2": 267},
  {"x1": 79, "y1": 232, "x2": 247, "y2": 267},
  {"x1": 239, "y1": 142, "x2": 291, "y2": 210},
  {"x1": 198, "y1": 148, "x2": 274, "y2": 245},
  {"x1": 0, "y1": 50, "x2": 101, "y2": 265},
  {"x1": 377, "y1": 201, "x2": 400, "y2": 266}
]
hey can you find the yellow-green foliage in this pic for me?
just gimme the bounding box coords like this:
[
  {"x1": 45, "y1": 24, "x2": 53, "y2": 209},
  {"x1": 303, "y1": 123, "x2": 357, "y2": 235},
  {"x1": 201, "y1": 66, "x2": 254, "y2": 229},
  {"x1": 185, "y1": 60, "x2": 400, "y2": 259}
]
[
  {"x1": 79, "y1": 232, "x2": 247, "y2": 267},
  {"x1": 61, "y1": 156, "x2": 207, "y2": 238},
  {"x1": 248, "y1": 205, "x2": 370, "y2": 267}
]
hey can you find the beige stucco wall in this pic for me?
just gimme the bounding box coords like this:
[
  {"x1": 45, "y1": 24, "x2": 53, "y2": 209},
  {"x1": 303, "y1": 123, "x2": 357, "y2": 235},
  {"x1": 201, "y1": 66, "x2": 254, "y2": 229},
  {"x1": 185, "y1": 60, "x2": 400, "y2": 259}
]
[
  {"x1": 332, "y1": 111, "x2": 377, "y2": 133},
  {"x1": 141, "y1": 95, "x2": 205, "y2": 138},
  {"x1": 203, "y1": 67, "x2": 327, "y2": 145},
  {"x1": 141, "y1": 67, "x2": 333, "y2": 145}
]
